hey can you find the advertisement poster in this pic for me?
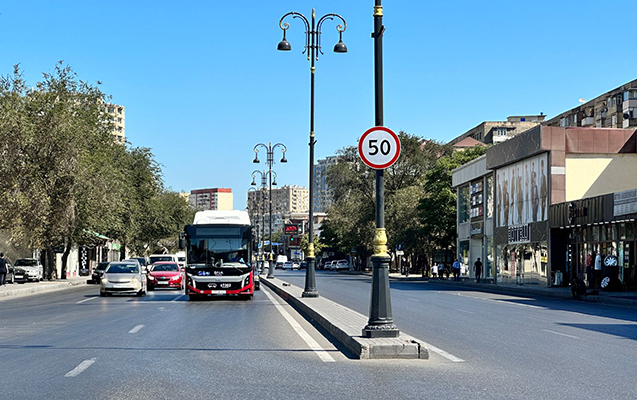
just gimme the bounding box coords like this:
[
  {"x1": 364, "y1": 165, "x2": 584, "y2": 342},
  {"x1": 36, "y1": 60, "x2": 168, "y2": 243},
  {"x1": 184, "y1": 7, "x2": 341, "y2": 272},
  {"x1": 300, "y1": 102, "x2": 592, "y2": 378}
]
[{"x1": 496, "y1": 153, "x2": 548, "y2": 228}]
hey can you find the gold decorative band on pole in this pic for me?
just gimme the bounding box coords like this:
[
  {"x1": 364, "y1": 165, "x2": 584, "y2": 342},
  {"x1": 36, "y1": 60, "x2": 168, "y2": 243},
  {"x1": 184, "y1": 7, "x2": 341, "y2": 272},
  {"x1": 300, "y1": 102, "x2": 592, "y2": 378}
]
[
  {"x1": 310, "y1": 130, "x2": 314, "y2": 138},
  {"x1": 373, "y1": 228, "x2": 389, "y2": 257},
  {"x1": 307, "y1": 242, "x2": 315, "y2": 258},
  {"x1": 374, "y1": 6, "x2": 383, "y2": 16},
  {"x1": 311, "y1": 66, "x2": 315, "y2": 73}
]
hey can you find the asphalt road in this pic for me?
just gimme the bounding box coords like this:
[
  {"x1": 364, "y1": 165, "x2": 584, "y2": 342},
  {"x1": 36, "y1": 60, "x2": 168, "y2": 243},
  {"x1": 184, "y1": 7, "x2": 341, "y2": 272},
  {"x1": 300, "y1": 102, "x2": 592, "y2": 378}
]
[{"x1": 2, "y1": 274, "x2": 636, "y2": 400}]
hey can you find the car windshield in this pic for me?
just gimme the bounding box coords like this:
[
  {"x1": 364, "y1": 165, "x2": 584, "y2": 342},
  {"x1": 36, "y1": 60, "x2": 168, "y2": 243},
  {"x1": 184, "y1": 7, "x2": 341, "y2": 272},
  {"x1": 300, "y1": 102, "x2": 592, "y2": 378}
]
[
  {"x1": 151, "y1": 264, "x2": 179, "y2": 272},
  {"x1": 15, "y1": 259, "x2": 38, "y2": 266},
  {"x1": 149, "y1": 256, "x2": 174, "y2": 263},
  {"x1": 106, "y1": 264, "x2": 139, "y2": 274},
  {"x1": 96, "y1": 263, "x2": 109, "y2": 271},
  {"x1": 132, "y1": 257, "x2": 147, "y2": 266}
]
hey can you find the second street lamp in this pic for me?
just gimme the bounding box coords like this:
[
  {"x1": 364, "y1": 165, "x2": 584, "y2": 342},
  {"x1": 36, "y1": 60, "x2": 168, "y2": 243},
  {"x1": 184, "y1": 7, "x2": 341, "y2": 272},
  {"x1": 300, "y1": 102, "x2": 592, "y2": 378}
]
[
  {"x1": 253, "y1": 142, "x2": 287, "y2": 278},
  {"x1": 277, "y1": 8, "x2": 347, "y2": 298}
]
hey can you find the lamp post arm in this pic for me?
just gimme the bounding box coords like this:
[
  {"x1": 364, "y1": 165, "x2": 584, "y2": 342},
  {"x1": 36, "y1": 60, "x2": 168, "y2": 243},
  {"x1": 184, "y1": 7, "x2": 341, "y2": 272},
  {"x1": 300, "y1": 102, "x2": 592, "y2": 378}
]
[
  {"x1": 280, "y1": 12, "x2": 311, "y2": 59},
  {"x1": 316, "y1": 13, "x2": 347, "y2": 59}
]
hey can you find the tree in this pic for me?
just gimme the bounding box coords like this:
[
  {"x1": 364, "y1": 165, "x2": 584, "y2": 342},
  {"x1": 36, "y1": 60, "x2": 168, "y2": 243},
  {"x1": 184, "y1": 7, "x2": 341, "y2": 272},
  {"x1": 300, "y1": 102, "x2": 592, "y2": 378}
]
[{"x1": 418, "y1": 145, "x2": 487, "y2": 260}]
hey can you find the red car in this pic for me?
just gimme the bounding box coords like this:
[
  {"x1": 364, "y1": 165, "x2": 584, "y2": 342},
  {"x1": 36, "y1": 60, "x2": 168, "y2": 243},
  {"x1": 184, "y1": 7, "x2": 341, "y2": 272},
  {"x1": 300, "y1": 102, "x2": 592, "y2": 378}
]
[{"x1": 147, "y1": 262, "x2": 183, "y2": 290}]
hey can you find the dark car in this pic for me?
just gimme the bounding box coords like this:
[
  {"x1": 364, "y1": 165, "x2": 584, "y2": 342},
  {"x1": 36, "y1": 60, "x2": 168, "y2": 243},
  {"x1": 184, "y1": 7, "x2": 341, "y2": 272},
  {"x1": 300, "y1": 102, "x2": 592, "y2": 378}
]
[
  {"x1": 130, "y1": 257, "x2": 148, "y2": 271},
  {"x1": 91, "y1": 262, "x2": 110, "y2": 284}
]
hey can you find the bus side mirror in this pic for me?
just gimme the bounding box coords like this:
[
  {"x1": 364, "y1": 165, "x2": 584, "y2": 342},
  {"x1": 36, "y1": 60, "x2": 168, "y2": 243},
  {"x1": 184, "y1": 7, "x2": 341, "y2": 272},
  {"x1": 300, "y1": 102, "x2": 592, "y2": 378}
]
[{"x1": 179, "y1": 233, "x2": 185, "y2": 250}]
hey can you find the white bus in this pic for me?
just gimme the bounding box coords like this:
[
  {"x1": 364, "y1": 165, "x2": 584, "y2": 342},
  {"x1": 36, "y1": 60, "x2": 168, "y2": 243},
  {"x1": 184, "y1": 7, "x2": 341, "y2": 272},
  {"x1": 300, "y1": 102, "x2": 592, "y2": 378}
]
[{"x1": 180, "y1": 210, "x2": 254, "y2": 300}]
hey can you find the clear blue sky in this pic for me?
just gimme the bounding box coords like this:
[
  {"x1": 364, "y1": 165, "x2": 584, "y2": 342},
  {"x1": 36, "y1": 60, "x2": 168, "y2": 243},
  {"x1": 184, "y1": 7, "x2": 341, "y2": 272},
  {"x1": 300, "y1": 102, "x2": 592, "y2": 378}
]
[{"x1": 2, "y1": 1, "x2": 636, "y2": 210}]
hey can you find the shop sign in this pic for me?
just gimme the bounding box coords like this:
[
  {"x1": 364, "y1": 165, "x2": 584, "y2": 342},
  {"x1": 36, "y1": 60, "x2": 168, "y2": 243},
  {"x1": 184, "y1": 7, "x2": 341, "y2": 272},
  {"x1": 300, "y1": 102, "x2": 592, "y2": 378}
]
[
  {"x1": 508, "y1": 224, "x2": 531, "y2": 244},
  {"x1": 614, "y1": 189, "x2": 637, "y2": 216},
  {"x1": 567, "y1": 202, "x2": 587, "y2": 225}
]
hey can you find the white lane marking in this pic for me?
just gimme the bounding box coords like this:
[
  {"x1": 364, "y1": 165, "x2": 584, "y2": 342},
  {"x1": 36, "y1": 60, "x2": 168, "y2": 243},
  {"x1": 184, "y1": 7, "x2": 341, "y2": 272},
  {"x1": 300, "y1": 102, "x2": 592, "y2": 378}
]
[
  {"x1": 159, "y1": 307, "x2": 166, "y2": 311},
  {"x1": 455, "y1": 308, "x2": 475, "y2": 315},
  {"x1": 542, "y1": 329, "x2": 580, "y2": 339},
  {"x1": 419, "y1": 341, "x2": 465, "y2": 363},
  {"x1": 263, "y1": 288, "x2": 335, "y2": 363},
  {"x1": 65, "y1": 358, "x2": 96, "y2": 377},
  {"x1": 128, "y1": 324, "x2": 145, "y2": 334},
  {"x1": 76, "y1": 297, "x2": 97, "y2": 304},
  {"x1": 171, "y1": 295, "x2": 186, "y2": 303}
]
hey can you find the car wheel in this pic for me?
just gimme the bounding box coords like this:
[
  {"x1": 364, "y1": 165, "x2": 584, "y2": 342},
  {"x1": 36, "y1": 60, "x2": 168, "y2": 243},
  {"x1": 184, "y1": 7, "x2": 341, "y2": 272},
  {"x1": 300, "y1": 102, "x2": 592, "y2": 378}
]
[
  {"x1": 100, "y1": 292, "x2": 106, "y2": 297},
  {"x1": 188, "y1": 294, "x2": 200, "y2": 301}
]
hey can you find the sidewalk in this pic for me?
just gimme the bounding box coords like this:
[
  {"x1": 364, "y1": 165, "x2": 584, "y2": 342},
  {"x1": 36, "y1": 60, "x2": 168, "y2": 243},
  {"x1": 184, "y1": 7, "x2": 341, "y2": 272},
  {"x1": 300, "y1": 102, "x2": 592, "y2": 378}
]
[
  {"x1": 261, "y1": 276, "x2": 428, "y2": 360},
  {"x1": 0, "y1": 276, "x2": 88, "y2": 300},
  {"x1": 382, "y1": 271, "x2": 637, "y2": 308}
]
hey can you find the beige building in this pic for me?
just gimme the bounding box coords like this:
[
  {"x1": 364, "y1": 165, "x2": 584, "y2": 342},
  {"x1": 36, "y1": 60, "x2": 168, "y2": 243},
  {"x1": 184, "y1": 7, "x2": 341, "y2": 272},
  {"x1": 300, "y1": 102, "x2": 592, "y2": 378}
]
[
  {"x1": 448, "y1": 115, "x2": 545, "y2": 147},
  {"x1": 189, "y1": 188, "x2": 233, "y2": 211},
  {"x1": 105, "y1": 103, "x2": 126, "y2": 143}
]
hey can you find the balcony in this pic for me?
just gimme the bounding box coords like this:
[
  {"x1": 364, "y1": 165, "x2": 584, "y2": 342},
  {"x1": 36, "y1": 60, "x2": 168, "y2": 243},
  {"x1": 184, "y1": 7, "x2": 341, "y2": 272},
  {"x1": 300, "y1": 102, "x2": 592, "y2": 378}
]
[{"x1": 581, "y1": 116, "x2": 595, "y2": 127}]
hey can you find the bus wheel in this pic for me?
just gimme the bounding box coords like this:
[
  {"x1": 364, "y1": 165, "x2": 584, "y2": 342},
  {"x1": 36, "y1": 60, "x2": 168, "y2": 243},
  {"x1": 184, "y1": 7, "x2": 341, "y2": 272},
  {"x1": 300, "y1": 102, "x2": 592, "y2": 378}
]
[{"x1": 188, "y1": 294, "x2": 200, "y2": 301}]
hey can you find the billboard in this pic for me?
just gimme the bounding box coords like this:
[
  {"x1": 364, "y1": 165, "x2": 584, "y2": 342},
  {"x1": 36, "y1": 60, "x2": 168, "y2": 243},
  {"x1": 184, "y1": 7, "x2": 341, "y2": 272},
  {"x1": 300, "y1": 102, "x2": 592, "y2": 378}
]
[{"x1": 496, "y1": 153, "x2": 548, "y2": 228}]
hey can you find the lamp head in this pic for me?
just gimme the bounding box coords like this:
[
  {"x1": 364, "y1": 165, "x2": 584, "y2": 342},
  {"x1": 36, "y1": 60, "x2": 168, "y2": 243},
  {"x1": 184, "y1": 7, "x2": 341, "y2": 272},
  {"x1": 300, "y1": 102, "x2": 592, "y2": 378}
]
[
  {"x1": 253, "y1": 156, "x2": 259, "y2": 163},
  {"x1": 251, "y1": 180, "x2": 256, "y2": 186},
  {"x1": 277, "y1": 39, "x2": 291, "y2": 51},
  {"x1": 281, "y1": 155, "x2": 287, "y2": 163},
  {"x1": 334, "y1": 39, "x2": 347, "y2": 53}
]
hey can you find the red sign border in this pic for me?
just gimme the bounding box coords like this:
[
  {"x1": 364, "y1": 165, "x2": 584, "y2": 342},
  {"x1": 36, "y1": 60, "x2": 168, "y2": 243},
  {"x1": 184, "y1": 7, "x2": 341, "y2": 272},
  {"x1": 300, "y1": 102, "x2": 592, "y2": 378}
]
[{"x1": 358, "y1": 126, "x2": 401, "y2": 169}]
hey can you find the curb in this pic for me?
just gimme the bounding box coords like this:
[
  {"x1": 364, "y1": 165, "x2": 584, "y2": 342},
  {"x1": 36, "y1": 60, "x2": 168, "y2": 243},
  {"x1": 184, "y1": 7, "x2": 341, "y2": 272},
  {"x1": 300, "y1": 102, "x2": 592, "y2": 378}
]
[
  {"x1": 262, "y1": 276, "x2": 428, "y2": 360},
  {"x1": 0, "y1": 279, "x2": 87, "y2": 299}
]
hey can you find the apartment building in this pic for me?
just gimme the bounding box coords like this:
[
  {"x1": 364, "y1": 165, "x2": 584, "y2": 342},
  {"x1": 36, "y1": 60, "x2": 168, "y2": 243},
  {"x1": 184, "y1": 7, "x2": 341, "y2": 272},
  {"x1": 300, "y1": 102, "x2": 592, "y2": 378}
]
[
  {"x1": 189, "y1": 188, "x2": 233, "y2": 211},
  {"x1": 543, "y1": 78, "x2": 637, "y2": 130},
  {"x1": 105, "y1": 103, "x2": 126, "y2": 143},
  {"x1": 448, "y1": 115, "x2": 545, "y2": 147},
  {"x1": 313, "y1": 156, "x2": 338, "y2": 213},
  {"x1": 247, "y1": 185, "x2": 309, "y2": 235}
]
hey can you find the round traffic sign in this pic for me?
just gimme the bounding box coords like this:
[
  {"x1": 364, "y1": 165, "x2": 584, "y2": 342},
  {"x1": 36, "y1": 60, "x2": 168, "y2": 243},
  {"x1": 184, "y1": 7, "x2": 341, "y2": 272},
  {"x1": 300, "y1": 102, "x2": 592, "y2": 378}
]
[{"x1": 358, "y1": 126, "x2": 401, "y2": 169}]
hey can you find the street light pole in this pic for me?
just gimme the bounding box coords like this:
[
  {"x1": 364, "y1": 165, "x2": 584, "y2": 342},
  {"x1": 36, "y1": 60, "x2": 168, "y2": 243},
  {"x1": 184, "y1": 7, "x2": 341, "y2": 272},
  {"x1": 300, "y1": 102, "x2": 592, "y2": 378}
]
[
  {"x1": 278, "y1": 8, "x2": 347, "y2": 298},
  {"x1": 363, "y1": 0, "x2": 399, "y2": 338},
  {"x1": 247, "y1": 187, "x2": 261, "y2": 270},
  {"x1": 253, "y1": 142, "x2": 287, "y2": 278}
]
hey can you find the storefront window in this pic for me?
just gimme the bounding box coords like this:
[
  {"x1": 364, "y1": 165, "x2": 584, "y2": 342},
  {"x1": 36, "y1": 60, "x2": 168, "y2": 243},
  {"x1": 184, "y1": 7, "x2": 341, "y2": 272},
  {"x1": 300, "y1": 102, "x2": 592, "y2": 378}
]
[
  {"x1": 458, "y1": 240, "x2": 469, "y2": 274},
  {"x1": 593, "y1": 226, "x2": 600, "y2": 242},
  {"x1": 485, "y1": 236, "x2": 493, "y2": 278},
  {"x1": 627, "y1": 222, "x2": 634, "y2": 240},
  {"x1": 601, "y1": 225, "x2": 606, "y2": 242},
  {"x1": 459, "y1": 185, "x2": 470, "y2": 223}
]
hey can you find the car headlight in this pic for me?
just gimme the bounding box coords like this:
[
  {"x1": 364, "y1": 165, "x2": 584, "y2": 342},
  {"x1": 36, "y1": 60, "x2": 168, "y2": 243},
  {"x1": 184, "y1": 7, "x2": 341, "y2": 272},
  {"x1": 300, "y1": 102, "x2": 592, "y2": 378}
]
[
  {"x1": 244, "y1": 276, "x2": 250, "y2": 287},
  {"x1": 170, "y1": 275, "x2": 178, "y2": 281},
  {"x1": 148, "y1": 275, "x2": 155, "y2": 280},
  {"x1": 101, "y1": 276, "x2": 108, "y2": 283},
  {"x1": 132, "y1": 276, "x2": 139, "y2": 283}
]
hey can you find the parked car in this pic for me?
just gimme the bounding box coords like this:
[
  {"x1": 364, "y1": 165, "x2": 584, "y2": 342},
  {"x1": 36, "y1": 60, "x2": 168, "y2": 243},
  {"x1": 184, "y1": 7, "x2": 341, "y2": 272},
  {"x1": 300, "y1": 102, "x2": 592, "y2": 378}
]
[
  {"x1": 328, "y1": 260, "x2": 338, "y2": 271},
  {"x1": 300, "y1": 261, "x2": 307, "y2": 270},
  {"x1": 147, "y1": 262, "x2": 183, "y2": 290},
  {"x1": 275, "y1": 261, "x2": 284, "y2": 269},
  {"x1": 13, "y1": 258, "x2": 44, "y2": 283},
  {"x1": 283, "y1": 261, "x2": 293, "y2": 270},
  {"x1": 91, "y1": 262, "x2": 110, "y2": 284},
  {"x1": 333, "y1": 260, "x2": 350, "y2": 271},
  {"x1": 149, "y1": 254, "x2": 178, "y2": 265},
  {"x1": 100, "y1": 262, "x2": 147, "y2": 297}
]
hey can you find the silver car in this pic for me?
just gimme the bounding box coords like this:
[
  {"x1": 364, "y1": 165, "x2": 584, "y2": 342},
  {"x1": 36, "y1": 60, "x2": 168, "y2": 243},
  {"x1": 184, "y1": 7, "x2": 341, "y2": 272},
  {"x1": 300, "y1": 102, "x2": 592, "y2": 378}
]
[
  {"x1": 100, "y1": 262, "x2": 147, "y2": 297},
  {"x1": 13, "y1": 258, "x2": 44, "y2": 282}
]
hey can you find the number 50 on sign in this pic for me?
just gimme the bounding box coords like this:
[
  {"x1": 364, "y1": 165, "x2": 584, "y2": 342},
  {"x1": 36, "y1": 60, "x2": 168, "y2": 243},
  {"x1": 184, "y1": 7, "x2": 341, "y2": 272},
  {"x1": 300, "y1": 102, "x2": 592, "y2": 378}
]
[{"x1": 358, "y1": 126, "x2": 401, "y2": 169}]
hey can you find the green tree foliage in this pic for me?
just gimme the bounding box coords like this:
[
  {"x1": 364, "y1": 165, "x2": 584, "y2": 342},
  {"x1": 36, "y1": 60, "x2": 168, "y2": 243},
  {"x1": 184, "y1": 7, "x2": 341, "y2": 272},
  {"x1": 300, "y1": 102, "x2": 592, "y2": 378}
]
[
  {"x1": 418, "y1": 145, "x2": 487, "y2": 256},
  {"x1": 322, "y1": 132, "x2": 444, "y2": 269},
  {"x1": 0, "y1": 63, "x2": 192, "y2": 277}
]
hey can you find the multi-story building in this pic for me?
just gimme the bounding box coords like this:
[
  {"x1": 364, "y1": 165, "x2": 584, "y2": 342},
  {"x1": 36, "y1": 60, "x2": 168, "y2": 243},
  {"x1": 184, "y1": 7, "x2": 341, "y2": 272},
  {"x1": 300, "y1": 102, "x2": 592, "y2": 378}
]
[
  {"x1": 543, "y1": 78, "x2": 637, "y2": 130},
  {"x1": 189, "y1": 188, "x2": 233, "y2": 211},
  {"x1": 247, "y1": 185, "x2": 309, "y2": 235},
  {"x1": 313, "y1": 156, "x2": 338, "y2": 213},
  {"x1": 105, "y1": 103, "x2": 126, "y2": 143},
  {"x1": 448, "y1": 115, "x2": 545, "y2": 147}
]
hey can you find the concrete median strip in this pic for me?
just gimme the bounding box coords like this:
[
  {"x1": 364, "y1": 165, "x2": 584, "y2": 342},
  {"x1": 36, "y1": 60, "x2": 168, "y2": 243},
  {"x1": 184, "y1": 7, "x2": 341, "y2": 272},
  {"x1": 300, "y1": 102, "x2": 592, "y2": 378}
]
[
  {"x1": 0, "y1": 278, "x2": 86, "y2": 300},
  {"x1": 261, "y1": 277, "x2": 429, "y2": 360}
]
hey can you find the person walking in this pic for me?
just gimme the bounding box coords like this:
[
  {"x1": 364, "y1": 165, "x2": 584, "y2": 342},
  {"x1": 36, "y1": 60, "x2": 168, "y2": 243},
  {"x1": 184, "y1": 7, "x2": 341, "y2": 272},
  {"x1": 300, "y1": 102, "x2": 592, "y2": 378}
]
[
  {"x1": 474, "y1": 257, "x2": 483, "y2": 283},
  {"x1": 0, "y1": 253, "x2": 8, "y2": 286},
  {"x1": 452, "y1": 259, "x2": 461, "y2": 281},
  {"x1": 431, "y1": 262, "x2": 438, "y2": 279},
  {"x1": 594, "y1": 251, "x2": 602, "y2": 290}
]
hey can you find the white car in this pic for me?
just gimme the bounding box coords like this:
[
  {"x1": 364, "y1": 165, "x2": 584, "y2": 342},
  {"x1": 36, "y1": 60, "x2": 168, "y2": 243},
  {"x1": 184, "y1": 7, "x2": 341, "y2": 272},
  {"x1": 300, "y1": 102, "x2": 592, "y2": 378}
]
[
  {"x1": 100, "y1": 262, "x2": 147, "y2": 297},
  {"x1": 13, "y1": 258, "x2": 44, "y2": 282},
  {"x1": 283, "y1": 261, "x2": 293, "y2": 270},
  {"x1": 331, "y1": 260, "x2": 350, "y2": 271}
]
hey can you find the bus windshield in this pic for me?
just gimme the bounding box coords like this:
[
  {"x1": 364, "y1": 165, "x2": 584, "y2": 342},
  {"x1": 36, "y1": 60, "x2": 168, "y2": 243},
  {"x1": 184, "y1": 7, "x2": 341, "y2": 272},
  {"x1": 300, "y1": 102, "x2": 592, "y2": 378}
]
[{"x1": 187, "y1": 237, "x2": 249, "y2": 267}]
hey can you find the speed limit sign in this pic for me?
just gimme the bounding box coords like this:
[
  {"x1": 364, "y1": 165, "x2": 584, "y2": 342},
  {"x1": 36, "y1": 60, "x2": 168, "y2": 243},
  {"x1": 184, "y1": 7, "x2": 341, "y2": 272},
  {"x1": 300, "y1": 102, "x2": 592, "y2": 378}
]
[{"x1": 358, "y1": 126, "x2": 401, "y2": 169}]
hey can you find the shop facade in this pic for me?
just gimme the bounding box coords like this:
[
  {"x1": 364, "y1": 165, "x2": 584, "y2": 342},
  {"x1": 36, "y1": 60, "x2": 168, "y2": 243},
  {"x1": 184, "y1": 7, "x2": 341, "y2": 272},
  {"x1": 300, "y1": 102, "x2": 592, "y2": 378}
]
[{"x1": 454, "y1": 125, "x2": 637, "y2": 287}]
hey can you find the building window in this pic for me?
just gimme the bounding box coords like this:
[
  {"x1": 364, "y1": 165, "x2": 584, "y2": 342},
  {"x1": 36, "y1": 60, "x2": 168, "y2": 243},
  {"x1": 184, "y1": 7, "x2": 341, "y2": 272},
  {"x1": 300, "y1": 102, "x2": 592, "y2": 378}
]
[
  {"x1": 459, "y1": 185, "x2": 470, "y2": 223},
  {"x1": 612, "y1": 115, "x2": 617, "y2": 128}
]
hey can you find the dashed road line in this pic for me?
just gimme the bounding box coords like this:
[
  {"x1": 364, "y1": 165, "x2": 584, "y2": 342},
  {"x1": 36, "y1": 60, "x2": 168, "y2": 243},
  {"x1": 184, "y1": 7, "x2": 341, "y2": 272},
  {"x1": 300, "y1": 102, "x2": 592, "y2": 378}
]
[
  {"x1": 76, "y1": 297, "x2": 97, "y2": 304},
  {"x1": 65, "y1": 358, "x2": 96, "y2": 377},
  {"x1": 455, "y1": 308, "x2": 475, "y2": 314},
  {"x1": 542, "y1": 329, "x2": 580, "y2": 339},
  {"x1": 263, "y1": 288, "x2": 335, "y2": 363},
  {"x1": 128, "y1": 324, "x2": 145, "y2": 334}
]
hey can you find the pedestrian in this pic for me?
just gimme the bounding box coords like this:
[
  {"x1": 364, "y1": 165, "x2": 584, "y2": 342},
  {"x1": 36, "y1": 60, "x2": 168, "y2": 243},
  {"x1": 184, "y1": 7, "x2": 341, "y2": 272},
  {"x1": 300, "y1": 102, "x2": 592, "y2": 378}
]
[
  {"x1": 452, "y1": 259, "x2": 461, "y2": 281},
  {"x1": 431, "y1": 262, "x2": 438, "y2": 279},
  {"x1": 585, "y1": 252, "x2": 593, "y2": 289},
  {"x1": 0, "y1": 253, "x2": 8, "y2": 286},
  {"x1": 474, "y1": 257, "x2": 483, "y2": 283}
]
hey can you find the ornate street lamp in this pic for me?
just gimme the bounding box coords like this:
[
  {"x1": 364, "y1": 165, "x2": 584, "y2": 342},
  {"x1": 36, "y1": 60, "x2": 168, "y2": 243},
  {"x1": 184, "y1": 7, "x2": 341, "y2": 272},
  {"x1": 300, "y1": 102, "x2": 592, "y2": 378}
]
[
  {"x1": 277, "y1": 8, "x2": 347, "y2": 298},
  {"x1": 253, "y1": 143, "x2": 286, "y2": 278}
]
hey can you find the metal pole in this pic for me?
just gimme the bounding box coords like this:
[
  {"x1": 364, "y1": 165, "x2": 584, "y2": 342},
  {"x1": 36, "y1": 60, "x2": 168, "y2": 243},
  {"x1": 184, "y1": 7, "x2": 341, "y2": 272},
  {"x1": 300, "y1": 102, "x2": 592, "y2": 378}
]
[
  {"x1": 267, "y1": 155, "x2": 275, "y2": 279},
  {"x1": 363, "y1": 0, "x2": 399, "y2": 338},
  {"x1": 303, "y1": 9, "x2": 319, "y2": 298}
]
